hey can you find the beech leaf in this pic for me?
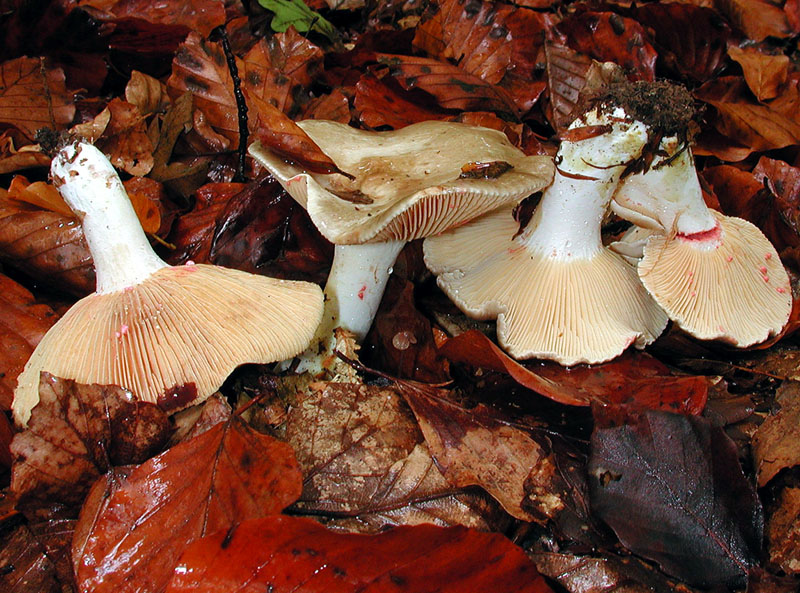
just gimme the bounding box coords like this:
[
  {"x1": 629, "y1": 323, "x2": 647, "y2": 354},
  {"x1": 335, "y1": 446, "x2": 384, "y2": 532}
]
[
  {"x1": 766, "y1": 486, "x2": 800, "y2": 575},
  {"x1": 72, "y1": 415, "x2": 303, "y2": 593},
  {"x1": 166, "y1": 515, "x2": 554, "y2": 593},
  {"x1": 588, "y1": 409, "x2": 763, "y2": 588},
  {"x1": 0, "y1": 524, "x2": 62, "y2": 593},
  {"x1": 256, "y1": 0, "x2": 340, "y2": 44},
  {"x1": 10, "y1": 372, "x2": 172, "y2": 506},
  {"x1": 751, "y1": 381, "x2": 800, "y2": 486}
]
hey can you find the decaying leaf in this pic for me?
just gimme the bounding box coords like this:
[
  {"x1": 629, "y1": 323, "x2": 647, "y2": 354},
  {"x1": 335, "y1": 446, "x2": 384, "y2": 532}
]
[
  {"x1": 0, "y1": 524, "x2": 62, "y2": 593},
  {"x1": 72, "y1": 415, "x2": 302, "y2": 593},
  {"x1": 752, "y1": 381, "x2": 800, "y2": 486},
  {"x1": 728, "y1": 45, "x2": 789, "y2": 102},
  {"x1": 166, "y1": 515, "x2": 554, "y2": 593},
  {"x1": 10, "y1": 373, "x2": 172, "y2": 506},
  {"x1": 766, "y1": 486, "x2": 800, "y2": 574},
  {"x1": 589, "y1": 408, "x2": 763, "y2": 589}
]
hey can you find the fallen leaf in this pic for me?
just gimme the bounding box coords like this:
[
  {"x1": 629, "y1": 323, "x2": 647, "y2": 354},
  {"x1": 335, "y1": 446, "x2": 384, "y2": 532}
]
[
  {"x1": 0, "y1": 273, "x2": 58, "y2": 411},
  {"x1": 728, "y1": 45, "x2": 789, "y2": 102},
  {"x1": 166, "y1": 515, "x2": 554, "y2": 593},
  {"x1": 544, "y1": 41, "x2": 593, "y2": 135},
  {"x1": 397, "y1": 379, "x2": 584, "y2": 525},
  {"x1": 588, "y1": 408, "x2": 763, "y2": 588},
  {"x1": 438, "y1": 330, "x2": 708, "y2": 413},
  {"x1": 0, "y1": 524, "x2": 62, "y2": 593},
  {"x1": 556, "y1": 11, "x2": 656, "y2": 82},
  {"x1": 0, "y1": 192, "x2": 94, "y2": 298},
  {"x1": 10, "y1": 373, "x2": 172, "y2": 506},
  {"x1": 0, "y1": 57, "x2": 75, "y2": 141},
  {"x1": 751, "y1": 381, "x2": 800, "y2": 486},
  {"x1": 93, "y1": 98, "x2": 155, "y2": 176},
  {"x1": 766, "y1": 486, "x2": 800, "y2": 574},
  {"x1": 715, "y1": 0, "x2": 792, "y2": 42},
  {"x1": 125, "y1": 70, "x2": 170, "y2": 117},
  {"x1": 72, "y1": 415, "x2": 302, "y2": 593},
  {"x1": 256, "y1": 0, "x2": 340, "y2": 44},
  {"x1": 354, "y1": 72, "x2": 450, "y2": 129},
  {"x1": 101, "y1": 0, "x2": 226, "y2": 38},
  {"x1": 633, "y1": 3, "x2": 731, "y2": 84}
]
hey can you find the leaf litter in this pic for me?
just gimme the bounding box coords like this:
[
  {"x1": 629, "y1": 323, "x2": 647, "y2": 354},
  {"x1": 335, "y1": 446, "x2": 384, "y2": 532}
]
[{"x1": 2, "y1": 0, "x2": 800, "y2": 591}]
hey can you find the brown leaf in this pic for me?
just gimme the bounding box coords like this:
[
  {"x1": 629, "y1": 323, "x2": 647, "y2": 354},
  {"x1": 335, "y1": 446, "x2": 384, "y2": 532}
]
[
  {"x1": 0, "y1": 57, "x2": 75, "y2": 141},
  {"x1": 439, "y1": 330, "x2": 708, "y2": 413},
  {"x1": 302, "y1": 87, "x2": 351, "y2": 122},
  {"x1": 376, "y1": 53, "x2": 521, "y2": 117},
  {"x1": 123, "y1": 176, "x2": 168, "y2": 236},
  {"x1": 397, "y1": 380, "x2": 575, "y2": 523},
  {"x1": 94, "y1": 98, "x2": 155, "y2": 176},
  {"x1": 286, "y1": 381, "x2": 476, "y2": 523},
  {"x1": 125, "y1": 70, "x2": 170, "y2": 117},
  {"x1": 0, "y1": 273, "x2": 58, "y2": 411},
  {"x1": 10, "y1": 373, "x2": 172, "y2": 506},
  {"x1": 72, "y1": 415, "x2": 302, "y2": 593},
  {"x1": 694, "y1": 76, "x2": 800, "y2": 153},
  {"x1": 241, "y1": 29, "x2": 323, "y2": 114},
  {"x1": 543, "y1": 42, "x2": 593, "y2": 135},
  {"x1": 728, "y1": 46, "x2": 789, "y2": 102},
  {"x1": 166, "y1": 515, "x2": 554, "y2": 593},
  {"x1": 556, "y1": 12, "x2": 657, "y2": 82},
  {"x1": 0, "y1": 191, "x2": 94, "y2": 297},
  {"x1": 354, "y1": 72, "x2": 450, "y2": 129},
  {"x1": 752, "y1": 381, "x2": 800, "y2": 486},
  {"x1": 715, "y1": 0, "x2": 792, "y2": 42},
  {"x1": 104, "y1": 0, "x2": 226, "y2": 38},
  {"x1": 766, "y1": 486, "x2": 800, "y2": 574},
  {"x1": 633, "y1": 3, "x2": 731, "y2": 84},
  {"x1": 0, "y1": 524, "x2": 62, "y2": 593}
]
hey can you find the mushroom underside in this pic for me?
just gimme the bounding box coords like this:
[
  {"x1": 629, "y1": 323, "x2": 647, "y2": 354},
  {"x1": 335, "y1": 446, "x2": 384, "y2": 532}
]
[
  {"x1": 638, "y1": 212, "x2": 792, "y2": 346},
  {"x1": 424, "y1": 209, "x2": 668, "y2": 365},
  {"x1": 13, "y1": 264, "x2": 324, "y2": 425}
]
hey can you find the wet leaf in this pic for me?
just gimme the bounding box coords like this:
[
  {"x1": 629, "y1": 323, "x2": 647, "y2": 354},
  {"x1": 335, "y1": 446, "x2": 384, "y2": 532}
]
[
  {"x1": 0, "y1": 273, "x2": 58, "y2": 411},
  {"x1": 101, "y1": 0, "x2": 226, "y2": 38},
  {"x1": 439, "y1": 330, "x2": 708, "y2": 413},
  {"x1": 0, "y1": 191, "x2": 94, "y2": 298},
  {"x1": 588, "y1": 408, "x2": 763, "y2": 588},
  {"x1": 256, "y1": 0, "x2": 340, "y2": 44},
  {"x1": 397, "y1": 379, "x2": 582, "y2": 524},
  {"x1": 728, "y1": 45, "x2": 789, "y2": 102},
  {"x1": 354, "y1": 72, "x2": 450, "y2": 129},
  {"x1": 0, "y1": 57, "x2": 75, "y2": 141},
  {"x1": 0, "y1": 524, "x2": 62, "y2": 593},
  {"x1": 751, "y1": 381, "x2": 800, "y2": 486},
  {"x1": 556, "y1": 12, "x2": 657, "y2": 82},
  {"x1": 166, "y1": 515, "x2": 554, "y2": 593},
  {"x1": 715, "y1": 0, "x2": 792, "y2": 42},
  {"x1": 10, "y1": 373, "x2": 172, "y2": 506},
  {"x1": 766, "y1": 486, "x2": 800, "y2": 574},
  {"x1": 72, "y1": 415, "x2": 302, "y2": 593}
]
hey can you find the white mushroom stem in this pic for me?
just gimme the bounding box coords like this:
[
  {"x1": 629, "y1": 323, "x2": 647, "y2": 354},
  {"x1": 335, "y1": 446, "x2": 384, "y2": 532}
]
[
  {"x1": 51, "y1": 142, "x2": 167, "y2": 293},
  {"x1": 610, "y1": 137, "x2": 717, "y2": 236},
  {"x1": 322, "y1": 240, "x2": 406, "y2": 341}
]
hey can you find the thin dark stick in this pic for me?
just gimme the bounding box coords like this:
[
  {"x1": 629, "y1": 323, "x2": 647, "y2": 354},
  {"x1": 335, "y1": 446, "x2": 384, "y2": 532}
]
[{"x1": 212, "y1": 25, "x2": 248, "y2": 182}]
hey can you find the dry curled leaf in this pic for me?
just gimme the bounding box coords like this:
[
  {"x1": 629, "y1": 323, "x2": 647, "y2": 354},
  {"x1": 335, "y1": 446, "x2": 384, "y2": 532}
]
[
  {"x1": 751, "y1": 381, "x2": 800, "y2": 486},
  {"x1": 72, "y1": 415, "x2": 302, "y2": 593},
  {"x1": 10, "y1": 372, "x2": 172, "y2": 506},
  {"x1": 166, "y1": 515, "x2": 554, "y2": 593}
]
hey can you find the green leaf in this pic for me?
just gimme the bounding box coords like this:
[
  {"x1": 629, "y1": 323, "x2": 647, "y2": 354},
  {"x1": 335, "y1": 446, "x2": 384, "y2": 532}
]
[{"x1": 256, "y1": 0, "x2": 340, "y2": 44}]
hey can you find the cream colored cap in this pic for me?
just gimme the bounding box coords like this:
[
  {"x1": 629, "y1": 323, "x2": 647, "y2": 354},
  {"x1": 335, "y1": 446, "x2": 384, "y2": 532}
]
[
  {"x1": 638, "y1": 211, "x2": 792, "y2": 346},
  {"x1": 249, "y1": 120, "x2": 554, "y2": 244},
  {"x1": 424, "y1": 208, "x2": 668, "y2": 365},
  {"x1": 13, "y1": 264, "x2": 323, "y2": 425}
]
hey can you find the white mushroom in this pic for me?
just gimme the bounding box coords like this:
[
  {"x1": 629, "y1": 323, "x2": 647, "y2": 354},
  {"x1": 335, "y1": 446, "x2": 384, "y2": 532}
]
[
  {"x1": 424, "y1": 105, "x2": 669, "y2": 365},
  {"x1": 249, "y1": 120, "x2": 554, "y2": 373},
  {"x1": 13, "y1": 141, "x2": 324, "y2": 426}
]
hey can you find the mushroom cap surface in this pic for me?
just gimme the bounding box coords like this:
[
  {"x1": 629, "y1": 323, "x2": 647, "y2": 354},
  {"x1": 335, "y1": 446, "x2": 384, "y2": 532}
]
[
  {"x1": 638, "y1": 211, "x2": 792, "y2": 346},
  {"x1": 249, "y1": 120, "x2": 554, "y2": 244},
  {"x1": 424, "y1": 208, "x2": 668, "y2": 365},
  {"x1": 13, "y1": 264, "x2": 324, "y2": 425}
]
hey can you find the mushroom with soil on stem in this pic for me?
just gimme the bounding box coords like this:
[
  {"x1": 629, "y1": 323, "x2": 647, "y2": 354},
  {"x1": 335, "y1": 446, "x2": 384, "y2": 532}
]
[
  {"x1": 248, "y1": 119, "x2": 555, "y2": 374},
  {"x1": 12, "y1": 140, "x2": 324, "y2": 426},
  {"x1": 422, "y1": 86, "x2": 680, "y2": 366},
  {"x1": 609, "y1": 133, "x2": 792, "y2": 347}
]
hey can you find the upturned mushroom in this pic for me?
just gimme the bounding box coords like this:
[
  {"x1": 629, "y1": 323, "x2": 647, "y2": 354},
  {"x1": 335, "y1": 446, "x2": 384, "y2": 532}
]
[
  {"x1": 610, "y1": 134, "x2": 792, "y2": 346},
  {"x1": 12, "y1": 141, "x2": 324, "y2": 426},
  {"x1": 423, "y1": 98, "x2": 672, "y2": 366},
  {"x1": 248, "y1": 120, "x2": 554, "y2": 372}
]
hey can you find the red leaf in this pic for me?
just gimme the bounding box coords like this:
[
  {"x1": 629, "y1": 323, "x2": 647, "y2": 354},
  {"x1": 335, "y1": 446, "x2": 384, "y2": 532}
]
[
  {"x1": 166, "y1": 515, "x2": 554, "y2": 593},
  {"x1": 354, "y1": 72, "x2": 450, "y2": 129},
  {"x1": 556, "y1": 12, "x2": 657, "y2": 82},
  {"x1": 104, "y1": 0, "x2": 226, "y2": 38},
  {"x1": 715, "y1": 0, "x2": 792, "y2": 42},
  {"x1": 589, "y1": 409, "x2": 763, "y2": 589},
  {"x1": 438, "y1": 330, "x2": 708, "y2": 414},
  {"x1": 72, "y1": 416, "x2": 302, "y2": 593}
]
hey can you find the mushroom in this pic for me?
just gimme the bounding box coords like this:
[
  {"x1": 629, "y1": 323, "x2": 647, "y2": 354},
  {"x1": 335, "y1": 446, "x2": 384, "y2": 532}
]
[
  {"x1": 610, "y1": 135, "x2": 792, "y2": 346},
  {"x1": 248, "y1": 120, "x2": 554, "y2": 372},
  {"x1": 423, "y1": 103, "x2": 669, "y2": 366},
  {"x1": 12, "y1": 141, "x2": 324, "y2": 426}
]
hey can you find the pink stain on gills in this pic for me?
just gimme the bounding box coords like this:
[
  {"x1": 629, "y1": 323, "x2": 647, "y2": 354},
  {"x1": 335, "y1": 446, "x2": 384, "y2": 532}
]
[{"x1": 677, "y1": 222, "x2": 722, "y2": 243}]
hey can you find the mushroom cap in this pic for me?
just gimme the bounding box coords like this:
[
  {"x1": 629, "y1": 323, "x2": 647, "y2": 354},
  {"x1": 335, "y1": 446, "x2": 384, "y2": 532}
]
[
  {"x1": 249, "y1": 120, "x2": 554, "y2": 244},
  {"x1": 13, "y1": 264, "x2": 324, "y2": 425},
  {"x1": 424, "y1": 208, "x2": 668, "y2": 365},
  {"x1": 638, "y1": 211, "x2": 792, "y2": 346}
]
